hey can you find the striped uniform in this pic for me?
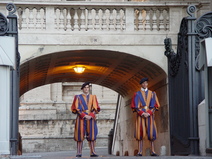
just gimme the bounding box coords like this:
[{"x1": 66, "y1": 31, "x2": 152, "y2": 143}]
[
  {"x1": 131, "y1": 90, "x2": 160, "y2": 141},
  {"x1": 71, "y1": 94, "x2": 100, "y2": 142}
]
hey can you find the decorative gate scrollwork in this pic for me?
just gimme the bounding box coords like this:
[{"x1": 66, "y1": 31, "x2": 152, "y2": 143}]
[
  {"x1": 0, "y1": 13, "x2": 8, "y2": 35},
  {"x1": 0, "y1": 3, "x2": 16, "y2": 36},
  {"x1": 196, "y1": 12, "x2": 212, "y2": 38},
  {"x1": 195, "y1": 12, "x2": 212, "y2": 70},
  {"x1": 164, "y1": 18, "x2": 188, "y2": 77}
]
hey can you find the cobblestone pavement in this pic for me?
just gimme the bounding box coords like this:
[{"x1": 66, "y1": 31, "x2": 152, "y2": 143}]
[{"x1": 6, "y1": 148, "x2": 212, "y2": 159}]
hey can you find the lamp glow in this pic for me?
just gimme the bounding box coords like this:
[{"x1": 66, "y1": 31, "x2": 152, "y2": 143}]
[{"x1": 74, "y1": 66, "x2": 85, "y2": 73}]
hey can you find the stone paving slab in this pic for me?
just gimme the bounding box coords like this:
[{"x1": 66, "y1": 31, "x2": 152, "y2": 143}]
[{"x1": 5, "y1": 148, "x2": 212, "y2": 159}]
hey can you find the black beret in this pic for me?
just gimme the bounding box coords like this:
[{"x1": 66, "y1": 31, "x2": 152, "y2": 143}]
[
  {"x1": 81, "y1": 82, "x2": 90, "y2": 89},
  {"x1": 140, "y1": 77, "x2": 148, "y2": 84}
]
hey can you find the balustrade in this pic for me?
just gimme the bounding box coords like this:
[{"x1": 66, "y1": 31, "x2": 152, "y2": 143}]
[
  {"x1": 16, "y1": 4, "x2": 170, "y2": 32},
  {"x1": 134, "y1": 8, "x2": 169, "y2": 31},
  {"x1": 17, "y1": 7, "x2": 46, "y2": 30},
  {"x1": 54, "y1": 7, "x2": 125, "y2": 31}
]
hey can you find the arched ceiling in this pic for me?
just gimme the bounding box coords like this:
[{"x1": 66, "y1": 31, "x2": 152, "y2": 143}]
[{"x1": 20, "y1": 50, "x2": 166, "y2": 97}]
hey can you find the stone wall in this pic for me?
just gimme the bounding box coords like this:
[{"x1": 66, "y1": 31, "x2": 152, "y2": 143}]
[{"x1": 19, "y1": 83, "x2": 118, "y2": 153}]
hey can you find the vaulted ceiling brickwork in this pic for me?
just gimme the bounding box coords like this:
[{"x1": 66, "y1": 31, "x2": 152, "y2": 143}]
[{"x1": 20, "y1": 50, "x2": 166, "y2": 96}]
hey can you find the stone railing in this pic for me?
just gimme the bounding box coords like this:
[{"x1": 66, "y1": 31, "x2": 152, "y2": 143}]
[
  {"x1": 17, "y1": 7, "x2": 46, "y2": 30},
  {"x1": 54, "y1": 7, "x2": 125, "y2": 31},
  {"x1": 14, "y1": 2, "x2": 173, "y2": 32},
  {"x1": 134, "y1": 7, "x2": 169, "y2": 31}
]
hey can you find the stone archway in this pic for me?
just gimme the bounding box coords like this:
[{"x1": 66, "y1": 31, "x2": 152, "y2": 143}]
[
  {"x1": 19, "y1": 49, "x2": 168, "y2": 155},
  {"x1": 20, "y1": 50, "x2": 166, "y2": 96}
]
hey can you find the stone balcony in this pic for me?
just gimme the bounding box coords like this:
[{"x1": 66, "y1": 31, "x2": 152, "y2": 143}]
[
  {"x1": 14, "y1": 0, "x2": 210, "y2": 34},
  {"x1": 1, "y1": 0, "x2": 210, "y2": 35},
  {"x1": 14, "y1": 2, "x2": 171, "y2": 33}
]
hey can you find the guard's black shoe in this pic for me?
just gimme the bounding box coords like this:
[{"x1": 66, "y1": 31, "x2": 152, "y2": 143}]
[
  {"x1": 150, "y1": 152, "x2": 158, "y2": 156},
  {"x1": 90, "y1": 153, "x2": 99, "y2": 157},
  {"x1": 136, "y1": 153, "x2": 142, "y2": 156},
  {"x1": 76, "y1": 154, "x2": 82, "y2": 157}
]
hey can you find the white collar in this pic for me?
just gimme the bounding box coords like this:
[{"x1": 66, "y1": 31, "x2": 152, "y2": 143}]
[
  {"x1": 141, "y1": 88, "x2": 148, "y2": 92},
  {"x1": 82, "y1": 93, "x2": 89, "y2": 96}
]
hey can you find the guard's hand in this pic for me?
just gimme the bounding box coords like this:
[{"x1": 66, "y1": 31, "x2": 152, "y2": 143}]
[
  {"x1": 84, "y1": 115, "x2": 92, "y2": 120},
  {"x1": 142, "y1": 112, "x2": 150, "y2": 118}
]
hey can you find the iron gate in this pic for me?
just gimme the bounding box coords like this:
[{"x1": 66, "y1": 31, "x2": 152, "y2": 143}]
[
  {"x1": 164, "y1": 5, "x2": 212, "y2": 155},
  {"x1": 165, "y1": 17, "x2": 194, "y2": 155}
]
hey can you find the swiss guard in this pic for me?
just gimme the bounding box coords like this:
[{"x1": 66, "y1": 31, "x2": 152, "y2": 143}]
[
  {"x1": 71, "y1": 82, "x2": 100, "y2": 157},
  {"x1": 131, "y1": 77, "x2": 160, "y2": 156}
]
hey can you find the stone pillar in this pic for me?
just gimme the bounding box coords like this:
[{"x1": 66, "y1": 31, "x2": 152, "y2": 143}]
[
  {"x1": 169, "y1": 7, "x2": 183, "y2": 33},
  {"x1": 125, "y1": 7, "x2": 134, "y2": 31},
  {"x1": 51, "y1": 83, "x2": 63, "y2": 102},
  {"x1": 0, "y1": 66, "x2": 11, "y2": 155},
  {"x1": 0, "y1": 36, "x2": 15, "y2": 155},
  {"x1": 46, "y1": 6, "x2": 55, "y2": 31}
]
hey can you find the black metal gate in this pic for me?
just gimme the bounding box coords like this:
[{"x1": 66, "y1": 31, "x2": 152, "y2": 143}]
[
  {"x1": 164, "y1": 5, "x2": 212, "y2": 155},
  {"x1": 165, "y1": 17, "x2": 195, "y2": 155}
]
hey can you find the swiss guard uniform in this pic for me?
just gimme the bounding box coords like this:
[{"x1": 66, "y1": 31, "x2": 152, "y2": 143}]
[
  {"x1": 71, "y1": 82, "x2": 100, "y2": 157},
  {"x1": 71, "y1": 93, "x2": 100, "y2": 142},
  {"x1": 131, "y1": 77, "x2": 160, "y2": 156},
  {"x1": 131, "y1": 89, "x2": 160, "y2": 141}
]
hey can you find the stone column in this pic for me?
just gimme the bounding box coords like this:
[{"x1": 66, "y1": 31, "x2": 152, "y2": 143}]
[
  {"x1": 0, "y1": 36, "x2": 15, "y2": 155},
  {"x1": 0, "y1": 66, "x2": 11, "y2": 155},
  {"x1": 125, "y1": 7, "x2": 134, "y2": 31},
  {"x1": 51, "y1": 83, "x2": 63, "y2": 102},
  {"x1": 46, "y1": 6, "x2": 55, "y2": 31}
]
